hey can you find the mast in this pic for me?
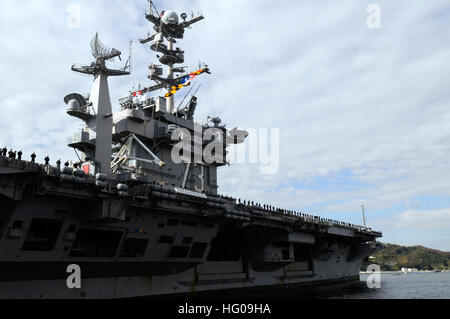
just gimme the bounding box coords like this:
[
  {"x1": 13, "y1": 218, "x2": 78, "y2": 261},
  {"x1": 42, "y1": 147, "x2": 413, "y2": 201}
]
[
  {"x1": 137, "y1": 3, "x2": 209, "y2": 114},
  {"x1": 67, "y1": 33, "x2": 130, "y2": 176},
  {"x1": 166, "y1": 37, "x2": 175, "y2": 113},
  {"x1": 361, "y1": 205, "x2": 367, "y2": 228}
]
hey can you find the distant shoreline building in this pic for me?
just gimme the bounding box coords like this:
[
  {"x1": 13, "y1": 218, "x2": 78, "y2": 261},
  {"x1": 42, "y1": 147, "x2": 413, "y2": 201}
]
[{"x1": 401, "y1": 267, "x2": 419, "y2": 273}]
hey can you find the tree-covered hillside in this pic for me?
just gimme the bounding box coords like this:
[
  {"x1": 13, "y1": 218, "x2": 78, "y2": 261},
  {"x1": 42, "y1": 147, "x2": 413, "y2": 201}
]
[{"x1": 369, "y1": 243, "x2": 450, "y2": 271}]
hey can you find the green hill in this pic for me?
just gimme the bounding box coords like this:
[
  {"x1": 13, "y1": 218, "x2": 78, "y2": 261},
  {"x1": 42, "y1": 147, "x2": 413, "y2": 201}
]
[{"x1": 369, "y1": 243, "x2": 450, "y2": 271}]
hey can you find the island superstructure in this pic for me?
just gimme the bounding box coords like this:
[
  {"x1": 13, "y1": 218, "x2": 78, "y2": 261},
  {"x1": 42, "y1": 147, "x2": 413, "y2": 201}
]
[{"x1": 0, "y1": 3, "x2": 382, "y2": 298}]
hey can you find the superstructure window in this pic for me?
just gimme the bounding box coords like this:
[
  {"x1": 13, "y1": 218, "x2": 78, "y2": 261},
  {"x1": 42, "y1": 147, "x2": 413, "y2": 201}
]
[
  {"x1": 120, "y1": 238, "x2": 149, "y2": 257},
  {"x1": 189, "y1": 242, "x2": 208, "y2": 259},
  {"x1": 22, "y1": 218, "x2": 62, "y2": 252},
  {"x1": 70, "y1": 229, "x2": 123, "y2": 257}
]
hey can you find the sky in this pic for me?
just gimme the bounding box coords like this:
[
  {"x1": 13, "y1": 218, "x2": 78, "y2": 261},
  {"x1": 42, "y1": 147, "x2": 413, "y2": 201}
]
[{"x1": 1, "y1": 0, "x2": 450, "y2": 251}]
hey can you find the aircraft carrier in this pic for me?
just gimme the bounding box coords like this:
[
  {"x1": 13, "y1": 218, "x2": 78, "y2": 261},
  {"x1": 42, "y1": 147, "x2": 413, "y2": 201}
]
[{"x1": 0, "y1": 2, "x2": 382, "y2": 299}]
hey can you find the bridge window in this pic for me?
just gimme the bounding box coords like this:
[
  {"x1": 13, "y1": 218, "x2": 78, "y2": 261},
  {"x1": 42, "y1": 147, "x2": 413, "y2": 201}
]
[
  {"x1": 22, "y1": 218, "x2": 62, "y2": 252},
  {"x1": 182, "y1": 237, "x2": 193, "y2": 244}
]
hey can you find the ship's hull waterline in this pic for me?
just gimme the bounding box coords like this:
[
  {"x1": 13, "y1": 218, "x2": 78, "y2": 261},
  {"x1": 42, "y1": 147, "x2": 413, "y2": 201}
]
[{"x1": 0, "y1": 261, "x2": 364, "y2": 299}]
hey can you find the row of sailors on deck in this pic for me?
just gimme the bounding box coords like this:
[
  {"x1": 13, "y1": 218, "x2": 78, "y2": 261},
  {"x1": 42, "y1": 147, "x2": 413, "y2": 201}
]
[
  {"x1": 1, "y1": 147, "x2": 54, "y2": 167},
  {"x1": 2, "y1": 147, "x2": 46, "y2": 164},
  {"x1": 233, "y1": 197, "x2": 362, "y2": 229},
  {"x1": 2, "y1": 147, "x2": 106, "y2": 174},
  {"x1": 236, "y1": 199, "x2": 313, "y2": 217},
  {"x1": 2, "y1": 147, "x2": 27, "y2": 161}
]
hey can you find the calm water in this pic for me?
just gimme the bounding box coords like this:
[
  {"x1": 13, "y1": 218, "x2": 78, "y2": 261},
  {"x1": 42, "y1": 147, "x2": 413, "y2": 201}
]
[
  {"x1": 191, "y1": 272, "x2": 450, "y2": 299},
  {"x1": 298, "y1": 272, "x2": 450, "y2": 299}
]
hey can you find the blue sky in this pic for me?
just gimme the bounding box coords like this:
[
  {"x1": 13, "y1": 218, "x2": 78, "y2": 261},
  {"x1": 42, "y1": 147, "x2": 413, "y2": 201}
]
[{"x1": 1, "y1": 0, "x2": 450, "y2": 251}]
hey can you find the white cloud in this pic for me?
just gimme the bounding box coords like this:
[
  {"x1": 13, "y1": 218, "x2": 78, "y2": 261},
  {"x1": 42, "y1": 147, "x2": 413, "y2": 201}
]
[
  {"x1": 370, "y1": 208, "x2": 450, "y2": 250},
  {"x1": 376, "y1": 208, "x2": 450, "y2": 230}
]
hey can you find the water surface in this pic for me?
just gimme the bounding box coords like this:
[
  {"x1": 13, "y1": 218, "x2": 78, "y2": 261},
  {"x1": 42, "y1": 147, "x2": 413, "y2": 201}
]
[{"x1": 321, "y1": 272, "x2": 450, "y2": 299}]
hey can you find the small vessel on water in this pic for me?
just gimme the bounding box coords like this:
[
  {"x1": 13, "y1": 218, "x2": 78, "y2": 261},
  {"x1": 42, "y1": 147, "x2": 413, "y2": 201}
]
[{"x1": 0, "y1": 2, "x2": 382, "y2": 298}]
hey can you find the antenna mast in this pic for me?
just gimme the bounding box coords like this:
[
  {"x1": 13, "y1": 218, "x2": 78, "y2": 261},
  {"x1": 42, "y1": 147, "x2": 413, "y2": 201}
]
[
  {"x1": 128, "y1": 40, "x2": 133, "y2": 74},
  {"x1": 361, "y1": 205, "x2": 367, "y2": 228},
  {"x1": 70, "y1": 33, "x2": 130, "y2": 175},
  {"x1": 135, "y1": 5, "x2": 209, "y2": 114}
]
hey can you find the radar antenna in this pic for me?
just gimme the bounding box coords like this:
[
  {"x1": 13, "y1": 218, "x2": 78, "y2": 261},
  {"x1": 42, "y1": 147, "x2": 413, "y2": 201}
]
[
  {"x1": 72, "y1": 32, "x2": 131, "y2": 77},
  {"x1": 90, "y1": 32, "x2": 121, "y2": 61}
]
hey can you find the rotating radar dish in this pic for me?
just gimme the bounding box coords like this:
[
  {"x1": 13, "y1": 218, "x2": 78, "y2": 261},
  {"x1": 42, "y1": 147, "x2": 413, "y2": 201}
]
[{"x1": 90, "y1": 32, "x2": 122, "y2": 61}]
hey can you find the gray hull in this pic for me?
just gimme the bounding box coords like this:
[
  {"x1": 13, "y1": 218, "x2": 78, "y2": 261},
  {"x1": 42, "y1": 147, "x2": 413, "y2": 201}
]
[
  {"x1": 0, "y1": 158, "x2": 379, "y2": 299},
  {"x1": 0, "y1": 266, "x2": 362, "y2": 299}
]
